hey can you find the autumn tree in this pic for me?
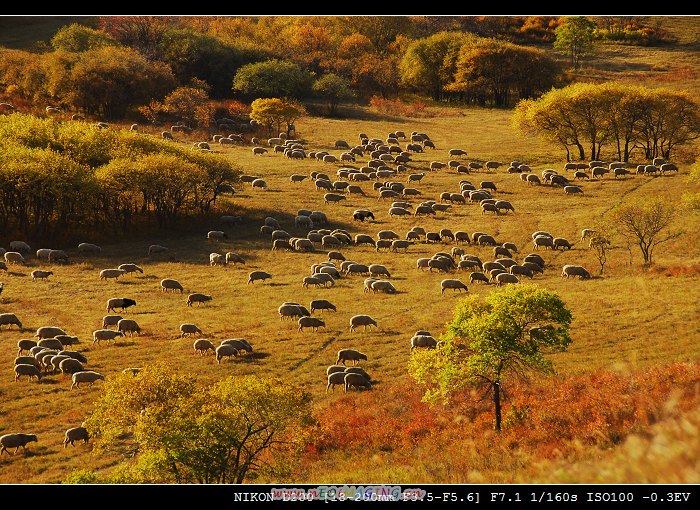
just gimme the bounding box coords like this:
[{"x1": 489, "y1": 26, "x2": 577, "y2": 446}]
[
  {"x1": 249, "y1": 97, "x2": 305, "y2": 137},
  {"x1": 513, "y1": 83, "x2": 700, "y2": 161},
  {"x1": 85, "y1": 363, "x2": 314, "y2": 483},
  {"x1": 313, "y1": 73, "x2": 354, "y2": 116},
  {"x1": 140, "y1": 85, "x2": 214, "y2": 127},
  {"x1": 400, "y1": 31, "x2": 471, "y2": 101},
  {"x1": 587, "y1": 221, "x2": 614, "y2": 275},
  {"x1": 51, "y1": 23, "x2": 117, "y2": 52},
  {"x1": 232, "y1": 59, "x2": 312, "y2": 100},
  {"x1": 554, "y1": 16, "x2": 597, "y2": 70},
  {"x1": 409, "y1": 284, "x2": 573, "y2": 432},
  {"x1": 60, "y1": 46, "x2": 177, "y2": 118},
  {"x1": 612, "y1": 198, "x2": 681, "y2": 266},
  {"x1": 98, "y1": 16, "x2": 174, "y2": 59}
]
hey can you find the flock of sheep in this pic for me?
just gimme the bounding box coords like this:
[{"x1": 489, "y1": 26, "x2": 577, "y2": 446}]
[{"x1": 1, "y1": 116, "x2": 678, "y2": 461}]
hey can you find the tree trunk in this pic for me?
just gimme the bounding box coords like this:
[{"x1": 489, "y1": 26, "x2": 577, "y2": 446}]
[{"x1": 493, "y1": 382, "x2": 502, "y2": 432}]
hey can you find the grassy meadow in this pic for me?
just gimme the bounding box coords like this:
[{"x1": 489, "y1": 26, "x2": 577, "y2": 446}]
[{"x1": 0, "y1": 106, "x2": 698, "y2": 484}]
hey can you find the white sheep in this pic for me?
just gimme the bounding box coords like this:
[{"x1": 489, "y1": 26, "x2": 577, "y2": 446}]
[
  {"x1": 349, "y1": 315, "x2": 378, "y2": 332},
  {"x1": 220, "y1": 338, "x2": 253, "y2": 354},
  {"x1": 187, "y1": 293, "x2": 213, "y2": 306},
  {"x1": 561, "y1": 264, "x2": 591, "y2": 280},
  {"x1": 210, "y1": 253, "x2": 227, "y2": 266},
  {"x1": 180, "y1": 323, "x2": 202, "y2": 337},
  {"x1": 344, "y1": 372, "x2": 372, "y2": 392},
  {"x1": 4, "y1": 251, "x2": 25, "y2": 265},
  {"x1": 78, "y1": 243, "x2": 102, "y2": 255},
  {"x1": 161, "y1": 278, "x2": 184, "y2": 293},
  {"x1": 298, "y1": 316, "x2": 325, "y2": 332},
  {"x1": 14, "y1": 364, "x2": 42, "y2": 382},
  {"x1": 31, "y1": 270, "x2": 53, "y2": 281},
  {"x1": 106, "y1": 297, "x2": 137, "y2": 313},
  {"x1": 0, "y1": 433, "x2": 38, "y2": 454},
  {"x1": 59, "y1": 358, "x2": 84, "y2": 375},
  {"x1": 336, "y1": 349, "x2": 368, "y2": 366},
  {"x1": 370, "y1": 280, "x2": 396, "y2": 294},
  {"x1": 193, "y1": 339, "x2": 216, "y2": 356},
  {"x1": 63, "y1": 427, "x2": 89, "y2": 447},
  {"x1": 102, "y1": 314, "x2": 121, "y2": 329},
  {"x1": 34, "y1": 326, "x2": 65, "y2": 339},
  {"x1": 0, "y1": 313, "x2": 22, "y2": 330},
  {"x1": 99, "y1": 268, "x2": 126, "y2": 281},
  {"x1": 9, "y1": 241, "x2": 31, "y2": 255},
  {"x1": 215, "y1": 344, "x2": 239, "y2": 364},
  {"x1": 117, "y1": 319, "x2": 141, "y2": 336},
  {"x1": 326, "y1": 372, "x2": 347, "y2": 392},
  {"x1": 225, "y1": 252, "x2": 246, "y2": 265},
  {"x1": 247, "y1": 271, "x2": 272, "y2": 284},
  {"x1": 207, "y1": 230, "x2": 228, "y2": 241},
  {"x1": 441, "y1": 279, "x2": 468, "y2": 295},
  {"x1": 71, "y1": 371, "x2": 105, "y2": 389},
  {"x1": 92, "y1": 329, "x2": 124, "y2": 345},
  {"x1": 118, "y1": 263, "x2": 144, "y2": 275}
]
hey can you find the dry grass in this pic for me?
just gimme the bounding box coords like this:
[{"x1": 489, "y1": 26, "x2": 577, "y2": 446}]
[{"x1": 1, "y1": 104, "x2": 699, "y2": 484}]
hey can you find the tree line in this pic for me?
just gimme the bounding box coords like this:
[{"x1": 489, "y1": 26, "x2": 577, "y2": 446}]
[
  {"x1": 513, "y1": 82, "x2": 700, "y2": 161},
  {"x1": 0, "y1": 16, "x2": 677, "y2": 121},
  {"x1": 0, "y1": 114, "x2": 240, "y2": 239}
]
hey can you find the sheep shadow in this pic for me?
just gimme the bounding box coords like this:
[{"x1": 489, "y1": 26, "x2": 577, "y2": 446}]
[
  {"x1": 265, "y1": 283, "x2": 288, "y2": 287},
  {"x1": 238, "y1": 351, "x2": 271, "y2": 364}
]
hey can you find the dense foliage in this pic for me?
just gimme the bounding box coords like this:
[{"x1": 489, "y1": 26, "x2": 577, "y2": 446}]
[{"x1": 0, "y1": 113, "x2": 240, "y2": 237}]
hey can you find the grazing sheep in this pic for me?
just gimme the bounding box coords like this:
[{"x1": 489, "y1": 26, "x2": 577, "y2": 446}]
[
  {"x1": 251, "y1": 178, "x2": 268, "y2": 190},
  {"x1": 441, "y1": 279, "x2": 468, "y2": 295},
  {"x1": 561, "y1": 264, "x2": 591, "y2": 280},
  {"x1": 0, "y1": 313, "x2": 22, "y2": 330},
  {"x1": 469, "y1": 271, "x2": 490, "y2": 285},
  {"x1": 15, "y1": 356, "x2": 40, "y2": 369},
  {"x1": 71, "y1": 371, "x2": 105, "y2": 389},
  {"x1": 4, "y1": 252, "x2": 25, "y2": 265},
  {"x1": 522, "y1": 261, "x2": 544, "y2": 275},
  {"x1": 533, "y1": 236, "x2": 554, "y2": 250},
  {"x1": 581, "y1": 228, "x2": 596, "y2": 241},
  {"x1": 14, "y1": 364, "x2": 42, "y2": 382},
  {"x1": 410, "y1": 334, "x2": 438, "y2": 351},
  {"x1": 30, "y1": 270, "x2": 53, "y2": 282},
  {"x1": 390, "y1": 240, "x2": 412, "y2": 253},
  {"x1": 162, "y1": 131, "x2": 174, "y2": 140},
  {"x1": 344, "y1": 372, "x2": 372, "y2": 392},
  {"x1": 9, "y1": 241, "x2": 31, "y2": 255},
  {"x1": 118, "y1": 263, "x2": 144, "y2": 275},
  {"x1": 225, "y1": 252, "x2": 246, "y2": 265},
  {"x1": 215, "y1": 344, "x2": 239, "y2": 364},
  {"x1": 92, "y1": 329, "x2": 124, "y2": 345},
  {"x1": 495, "y1": 200, "x2": 515, "y2": 214},
  {"x1": 17, "y1": 339, "x2": 37, "y2": 356},
  {"x1": 523, "y1": 254, "x2": 545, "y2": 267},
  {"x1": 38, "y1": 338, "x2": 64, "y2": 351},
  {"x1": 210, "y1": 253, "x2": 227, "y2": 266},
  {"x1": 553, "y1": 238, "x2": 572, "y2": 250},
  {"x1": 0, "y1": 433, "x2": 38, "y2": 454},
  {"x1": 336, "y1": 349, "x2": 368, "y2": 366},
  {"x1": 481, "y1": 203, "x2": 499, "y2": 215},
  {"x1": 220, "y1": 338, "x2": 253, "y2": 354},
  {"x1": 193, "y1": 339, "x2": 216, "y2": 356},
  {"x1": 327, "y1": 365, "x2": 346, "y2": 376},
  {"x1": 496, "y1": 273, "x2": 520, "y2": 286},
  {"x1": 161, "y1": 278, "x2": 184, "y2": 293},
  {"x1": 117, "y1": 319, "x2": 141, "y2": 336},
  {"x1": 59, "y1": 358, "x2": 84, "y2": 375},
  {"x1": 180, "y1": 323, "x2": 202, "y2": 337},
  {"x1": 564, "y1": 185, "x2": 584, "y2": 195},
  {"x1": 326, "y1": 372, "x2": 348, "y2": 392},
  {"x1": 349, "y1": 315, "x2": 377, "y2": 332},
  {"x1": 102, "y1": 315, "x2": 123, "y2": 329},
  {"x1": 46, "y1": 249, "x2": 68, "y2": 263},
  {"x1": 187, "y1": 293, "x2": 213, "y2": 307},
  {"x1": 207, "y1": 230, "x2": 228, "y2": 241},
  {"x1": 351, "y1": 209, "x2": 375, "y2": 222},
  {"x1": 99, "y1": 268, "x2": 126, "y2": 281},
  {"x1": 298, "y1": 316, "x2": 326, "y2": 332},
  {"x1": 310, "y1": 299, "x2": 337, "y2": 313},
  {"x1": 302, "y1": 276, "x2": 325, "y2": 289},
  {"x1": 34, "y1": 326, "x2": 65, "y2": 339},
  {"x1": 510, "y1": 265, "x2": 534, "y2": 279},
  {"x1": 494, "y1": 246, "x2": 512, "y2": 259},
  {"x1": 247, "y1": 271, "x2": 272, "y2": 284},
  {"x1": 63, "y1": 427, "x2": 89, "y2": 447},
  {"x1": 370, "y1": 280, "x2": 396, "y2": 294},
  {"x1": 78, "y1": 243, "x2": 101, "y2": 255},
  {"x1": 61, "y1": 351, "x2": 88, "y2": 364}
]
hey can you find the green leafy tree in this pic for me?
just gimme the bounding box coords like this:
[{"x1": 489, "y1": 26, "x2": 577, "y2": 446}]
[
  {"x1": 400, "y1": 31, "x2": 470, "y2": 101},
  {"x1": 312, "y1": 73, "x2": 354, "y2": 116},
  {"x1": 50, "y1": 23, "x2": 117, "y2": 52},
  {"x1": 554, "y1": 16, "x2": 597, "y2": 70},
  {"x1": 85, "y1": 363, "x2": 314, "y2": 483},
  {"x1": 409, "y1": 284, "x2": 573, "y2": 432},
  {"x1": 612, "y1": 199, "x2": 681, "y2": 266},
  {"x1": 63, "y1": 46, "x2": 177, "y2": 118},
  {"x1": 232, "y1": 59, "x2": 312, "y2": 100},
  {"x1": 250, "y1": 97, "x2": 306, "y2": 137}
]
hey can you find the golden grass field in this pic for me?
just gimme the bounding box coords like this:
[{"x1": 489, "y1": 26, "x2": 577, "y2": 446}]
[
  {"x1": 0, "y1": 106, "x2": 698, "y2": 484},
  {"x1": 1, "y1": 16, "x2": 700, "y2": 483}
]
